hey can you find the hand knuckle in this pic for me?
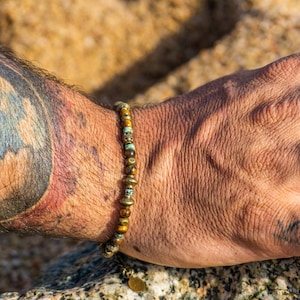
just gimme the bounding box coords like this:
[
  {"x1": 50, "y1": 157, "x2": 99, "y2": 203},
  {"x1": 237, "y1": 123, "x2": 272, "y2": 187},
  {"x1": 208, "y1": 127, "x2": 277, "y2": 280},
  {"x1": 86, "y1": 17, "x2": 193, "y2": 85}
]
[{"x1": 260, "y1": 54, "x2": 300, "y2": 83}]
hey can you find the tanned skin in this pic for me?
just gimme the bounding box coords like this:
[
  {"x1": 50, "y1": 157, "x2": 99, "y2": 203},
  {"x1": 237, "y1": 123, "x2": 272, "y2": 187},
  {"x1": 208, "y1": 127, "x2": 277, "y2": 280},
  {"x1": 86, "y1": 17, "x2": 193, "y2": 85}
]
[{"x1": 0, "y1": 48, "x2": 300, "y2": 268}]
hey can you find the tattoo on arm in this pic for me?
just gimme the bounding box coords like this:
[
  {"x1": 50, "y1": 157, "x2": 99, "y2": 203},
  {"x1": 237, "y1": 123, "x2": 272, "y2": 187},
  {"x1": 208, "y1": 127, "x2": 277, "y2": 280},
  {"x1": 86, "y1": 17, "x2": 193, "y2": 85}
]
[
  {"x1": 0, "y1": 48, "x2": 105, "y2": 237},
  {"x1": 0, "y1": 52, "x2": 52, "y2": 220}
]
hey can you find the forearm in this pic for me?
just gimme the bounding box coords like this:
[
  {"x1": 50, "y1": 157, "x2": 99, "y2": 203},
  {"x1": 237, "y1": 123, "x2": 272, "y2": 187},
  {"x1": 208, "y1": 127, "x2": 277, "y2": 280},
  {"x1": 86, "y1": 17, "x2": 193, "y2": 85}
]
[
  {"x1": 0, "y1": 49, "x2": 124, "y2": 241},
  {"x1": 0, "y1": 49, "x2": 190, "y2": 264}
]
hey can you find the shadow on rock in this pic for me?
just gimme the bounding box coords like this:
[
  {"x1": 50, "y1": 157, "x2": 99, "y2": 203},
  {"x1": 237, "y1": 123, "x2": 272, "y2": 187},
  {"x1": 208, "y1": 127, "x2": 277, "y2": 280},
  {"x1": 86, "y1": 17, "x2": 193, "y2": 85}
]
[{"x1": 92, "y1": 0, "x2": 241, "y2": 106}]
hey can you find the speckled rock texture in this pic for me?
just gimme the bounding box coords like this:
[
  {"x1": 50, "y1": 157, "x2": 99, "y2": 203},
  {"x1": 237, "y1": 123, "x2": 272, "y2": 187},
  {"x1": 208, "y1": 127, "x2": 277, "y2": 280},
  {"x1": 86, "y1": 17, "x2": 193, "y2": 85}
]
[
  {"x1": 1, "y1": 243, "x2": 299, "y2": 300},
  {"x1": 0, "y1": 0, "x2": 300, "y2": 298}
]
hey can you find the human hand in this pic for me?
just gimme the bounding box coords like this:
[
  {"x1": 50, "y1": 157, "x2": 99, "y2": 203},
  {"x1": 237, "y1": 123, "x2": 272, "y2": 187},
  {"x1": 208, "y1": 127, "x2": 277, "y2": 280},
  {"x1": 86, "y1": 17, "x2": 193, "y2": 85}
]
[{"x1": 125, "y1": 54, "x2": 300, "y2": 267}]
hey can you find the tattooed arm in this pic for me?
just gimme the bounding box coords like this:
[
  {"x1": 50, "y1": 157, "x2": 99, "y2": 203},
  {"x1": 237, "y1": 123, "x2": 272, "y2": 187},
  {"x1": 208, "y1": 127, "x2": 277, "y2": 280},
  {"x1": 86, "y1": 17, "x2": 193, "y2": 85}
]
[
  {"x1": 0, "y1": 48, "x2": 124, "y2": 241},
  {"x1": 1, "y1": 48, "x2": 300, "y2": 268}
]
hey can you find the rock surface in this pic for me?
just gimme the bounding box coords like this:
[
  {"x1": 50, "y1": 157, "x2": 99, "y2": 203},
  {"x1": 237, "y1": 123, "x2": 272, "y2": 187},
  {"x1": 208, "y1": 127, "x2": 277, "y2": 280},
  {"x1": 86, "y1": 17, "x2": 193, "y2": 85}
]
[
  {"x1": 132, "y1": 0, "x2": 300, "y2": 105},
  {"x1": 0, "y1": 0, "x2": 300, "y2": 298},
  {"x1": 1, "y1": 242, "x2": 299, "y2": 299},
  {"x1": 0, "y1": 0, "x2": 239, "y2": 104}
]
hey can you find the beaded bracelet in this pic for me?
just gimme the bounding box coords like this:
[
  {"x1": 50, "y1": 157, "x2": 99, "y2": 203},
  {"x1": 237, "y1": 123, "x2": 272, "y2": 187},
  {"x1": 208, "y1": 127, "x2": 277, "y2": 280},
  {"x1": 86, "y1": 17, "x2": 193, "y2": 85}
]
[{"x1": 100, "y1": 101, "x2": 137, "y2": 258}]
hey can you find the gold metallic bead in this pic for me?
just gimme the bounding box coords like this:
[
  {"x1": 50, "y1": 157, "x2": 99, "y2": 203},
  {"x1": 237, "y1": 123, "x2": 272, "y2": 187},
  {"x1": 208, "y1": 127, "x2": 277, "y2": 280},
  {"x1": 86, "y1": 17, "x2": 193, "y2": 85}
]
[
  {"x1": 119, "y1": 217, "x2": 129, "y2": 226},
  {"x1": 120, "y1": 196, "x2": 134, "y2": 206},
  {"x1": 115, "y1": 101, "x2": 130, "y2": 112},
  {"x1": 123, "y1": 176, "x2": 138, "y2": 186},
  {"x1": 125, "y1": 185, "x2": 134, "y2": 189},
  {"x1": 123, "y1": 134, "x2": 134, "y2": 144},
  {"x1": 100, "y1": 242, "x2": 119, "y2": 258},
  {"x1": 101, "y1": 250, "x2": 114, "y2": 258},
  {"x1": 126, "y1": 157, "x2": 136, "y2": 165},
  {"x1": 106, "y1": 242, "x2": 119, "y2": 252}
]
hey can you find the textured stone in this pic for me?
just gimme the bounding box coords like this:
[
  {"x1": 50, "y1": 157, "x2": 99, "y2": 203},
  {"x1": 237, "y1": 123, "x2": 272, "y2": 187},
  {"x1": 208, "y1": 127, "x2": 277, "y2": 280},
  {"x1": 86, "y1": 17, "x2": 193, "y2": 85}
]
[
  {"x1": 1, "y1": 243, "x2": 299, "y2": 299},
  {"x1": 0, "y1": 0, "x2": 239, "y2": 105},
  {"x1": 132, "y1": 0, "x2": 300, "y2": 105}
]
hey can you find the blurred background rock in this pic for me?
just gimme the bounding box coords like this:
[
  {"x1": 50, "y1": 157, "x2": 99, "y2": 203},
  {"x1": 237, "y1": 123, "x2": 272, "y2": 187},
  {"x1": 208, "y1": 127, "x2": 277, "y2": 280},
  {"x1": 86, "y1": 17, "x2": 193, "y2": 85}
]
[
  {"x1": 0, "y1": 0, "x2": 239, "y2": 106},
  {"x1": 0, "y1": 0, "x2": 299, "y2": 294}
]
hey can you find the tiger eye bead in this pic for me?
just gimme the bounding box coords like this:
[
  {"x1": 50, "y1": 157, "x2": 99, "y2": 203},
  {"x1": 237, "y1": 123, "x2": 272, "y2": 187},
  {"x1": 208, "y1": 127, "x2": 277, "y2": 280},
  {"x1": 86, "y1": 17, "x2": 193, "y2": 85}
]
[
  {"x1": 113, "y1": 237, "x2": 124, "y2": 245},
  {"x1": 120, "y1": 207, "x2": 131, "y2": 217},
  {"x1": 126, "y1": 165, "x2": 137, "y2": 175},
  {"x1": 120, "y1": 108, "x2": 130, "y2": 117},
  {"x1": 123, "y1": 119, "x2": 132, "y2": 128},
  {"x1": 121, "y1": 114, "x2": 131, "y2": 121},
  {"x1": 112, "y1": 233, "x2": 125, "y2": 245},
  {"x1": 125, "y1": 149, "x2": 135, "y2": 158},
  {"x1": 118, "y1": 224, "x2": 129, "y2": 234}
]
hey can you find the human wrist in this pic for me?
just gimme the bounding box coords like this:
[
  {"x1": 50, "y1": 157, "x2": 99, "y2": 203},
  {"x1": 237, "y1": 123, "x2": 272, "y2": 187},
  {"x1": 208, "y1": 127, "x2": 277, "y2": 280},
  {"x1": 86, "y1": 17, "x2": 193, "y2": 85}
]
[{"x1": 116, "y1": 100, "x2": 187, "y2": 256}]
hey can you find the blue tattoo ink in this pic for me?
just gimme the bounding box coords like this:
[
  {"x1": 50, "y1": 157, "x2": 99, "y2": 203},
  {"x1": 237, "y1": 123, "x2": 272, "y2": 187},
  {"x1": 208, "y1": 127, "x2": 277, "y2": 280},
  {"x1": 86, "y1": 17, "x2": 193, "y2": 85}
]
[
  {"x1": 0, "y1": 90, "x2": 26, "y2": 158},
  {"x1": 0, "y1": 62, "x2": 52, "y2": 220}
]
